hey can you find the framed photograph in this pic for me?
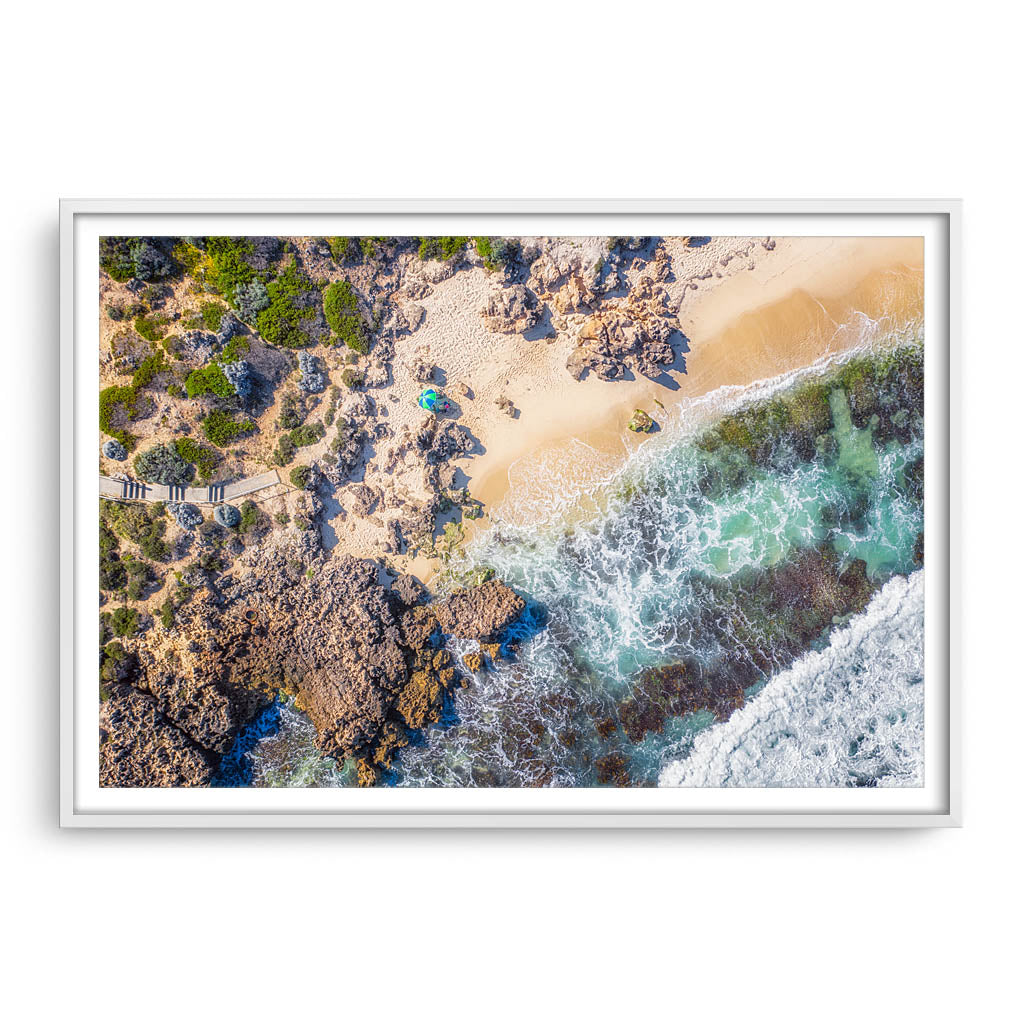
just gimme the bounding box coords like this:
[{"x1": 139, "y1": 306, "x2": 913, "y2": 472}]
[{"x1": 60, "y1": 199, "x2": 959, "y2": 827}]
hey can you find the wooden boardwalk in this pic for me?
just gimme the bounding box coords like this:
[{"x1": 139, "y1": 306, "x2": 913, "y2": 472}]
[{"x1": 99, "y1": 469, "x2": 282, "y2": 505}]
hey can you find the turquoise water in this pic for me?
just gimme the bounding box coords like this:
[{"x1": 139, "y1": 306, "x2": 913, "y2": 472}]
[{"x1": 244, "y1": 341, "x2": 925, "y2": 788}]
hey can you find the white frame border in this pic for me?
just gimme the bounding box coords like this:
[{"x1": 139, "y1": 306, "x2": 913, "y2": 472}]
[{"x1": 59, "y1": 199, "x2": 961, "y2": 828}]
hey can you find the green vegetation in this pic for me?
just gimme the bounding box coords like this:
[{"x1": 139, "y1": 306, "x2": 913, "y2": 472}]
[
  {"x1": 473, "y1": 237, "x2": 517, "y2": 271},
  {"x1": 417, "y1": 236, "x2": 468, "y2": 261},
  {"x1": 185, "y1": 362, "x2": 234, "y2": 398},
  {"x1": 289, "y1": 421, "x2": 324, "y2": 447},
  {"x1": 341, "y1": 367, "x2": 364, "y2": 389},
  {"x1": 328, "y1": 236, "x2": 387, "y2": 262},
  {"x1": 99, "y1": 352, "x2": 170, "y2": 449},
  {"x1": 159, "y1": 598, "x2": 175, "y2": 629},
  {"x1": 201, "y1": 409, "x2": 255, "y2": 447},
  {"x1": 134, "y1": 313, "x2": 167, "y2": 342},
  {"x1": 102, "y1": 499, "x2": 170, "y2": 561},
  {"x1": 199, "y1": 301, "x2": 227, "y2": 331},
  {"x1": 172, "y1": 437, "x2": 219, "y2": 481},
  {"x1": 323, "y1": 280, "x2": 368, "y2": 353},
  {"x1": 323, "y1": 384, "x2": 341, "y2": 426},
  {"x1": 255, "y1": 261, "x2": 316, "y2": 348},
  {"x1": 219, "y1": 334, "x2": 250, "y2": 363},
  {"x1": 237, "y1": 499, "x2": 266, "y2": 535},
  {"x1": 134, "y1": 443, "x2": 194, "y2": 486},
  {"x1": 205, "y1": 237, "x2": 258, "y2": 298},
  {"x1": 289, "y1": 464, "x2": 311, "y2": 488},
  {"x1": 277, "y1": 391, "x2": 307, "y2": 430},
  {"x1": 109, "y1": 607, "x2": 140, "y2": 638}
]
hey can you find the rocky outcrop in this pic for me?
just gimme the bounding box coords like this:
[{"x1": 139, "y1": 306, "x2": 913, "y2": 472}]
[
  {"x1": 430, "y1": 579, "x2": 526, "y2": 641},
  {"x1": 566, "y1": 276, "x2": 678, "y2": 381},
  {"x1": 100, "y1": 685, "x2": 218, "y2": 787},
  {"x1": 102, "y1": 541, "x2": 528, "y2": 787},
  {"x1": 480, "y1": 283, "x2": 541, "y2": 334}
]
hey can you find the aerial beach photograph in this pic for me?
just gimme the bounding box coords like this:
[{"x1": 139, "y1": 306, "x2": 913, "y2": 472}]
[{"x1": 95, "y1": 232, "x2": 926, "y2": 789}]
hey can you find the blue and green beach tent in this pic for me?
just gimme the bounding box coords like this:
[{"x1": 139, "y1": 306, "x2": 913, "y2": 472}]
[{"x1": 418, "y1": 387, "x2": 440, "y2": 411}]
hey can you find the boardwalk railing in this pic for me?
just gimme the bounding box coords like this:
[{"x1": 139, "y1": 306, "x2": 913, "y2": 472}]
[{"x1": 99, "y1": 470, "x2": 282, "y2": 505}]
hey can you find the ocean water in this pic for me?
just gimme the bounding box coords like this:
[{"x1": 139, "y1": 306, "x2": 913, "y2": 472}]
[{"x1": 243, "y1": 335, "x2": 925, "y2": 789}]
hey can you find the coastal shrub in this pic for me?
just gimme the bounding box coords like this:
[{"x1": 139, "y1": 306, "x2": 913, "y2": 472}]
[
  {"x1": 99, "y1": 384, "x2": 146, "y2": 450},
  {"x1": 323, "y1": 280, "x2": 368, "y2": 353},
  {"x1": 142, "y1": 283, "x2": 170, "y2": 309},
  {"x1": 100, "y1": 550, "x2": 127, "y2": 592},
  {"x1": 233, "y1": 280, "x2": 270, "y2": 324},
  {"x1": 289, "y1": 421, "x2": 325, "y2": 447},
  {"x1": 327, "y1": 237, "x2": 360, "y2": 262},
  {"x1": 102, "y1": 500, "x2": 169, "y2": 560},
  {"x1": 255, "y1": 261, "x2": 318, "y2": 348},
  {"x1": 297, "y1": 351, "x2": 326, "y2": 393},
  {"x1": 167, "y1": 501, "x2": 203, "y2": 530},
  {"x1": 273, "y1": 434, "x2": 297, "y2": 466},
  {"x1": 220, "y1": 359, "x2": 254, "y2": 401},
  {"x1": 219, "y1": 334, "x2": 250, "y2": 364},
  {"x1": 200, "y1": 301, "x2": 227, "y2": 331},
  {"x1": 201, "y1": 408, "x2": 255, "y2": 447},
  {"x1": 172, "y1": 437, "x2": 219, "y2": 482},
  {"x1": 100, "y1": 237, "x2": 174, "y2": 283},
  {"x1": 237, "y1": 499, "x2": 265, "y2": 535},
  {"x1": 121, "y1": 554, "x2": 153, "y2": 600},
  {"x1": 417, "y1": 236, "x2": 468, "y2": 261},
  {"x1": 277, "y1": 391, "x2": 308, "y2": 430},
  {"x1": 214, "y1": 504, "x2": 241, "y2": 528},
  {"x1": 109, "y1": 606, "x2": 140, "y2": 638},
  {"x1": 102, "y1": 439, "x2": 127, "y2": 461},
  {"x1": 134, "y1": 443, "x2": 195, "y2": 486},
  {"x1": 185, "y1": 362, "x2": 234, "y2": 399},
  {"x1": 206, "y1": 236, "x2": 258, "y2": 299},
  {"x1": 341, "y1": 367, "x2": 364, "y2": 389},
  {"x1": 289, "y1": 464, "x2": 311, "y2": 489},
  {"x1": 172, "y1": 239, "x2": 217, "y2": 289},
  {"x1": 473, "y1": 236, "x2": 518, "y2": 271},
  {"x1": 159, "y1": 599, "x2": 175, "y2": 629}
]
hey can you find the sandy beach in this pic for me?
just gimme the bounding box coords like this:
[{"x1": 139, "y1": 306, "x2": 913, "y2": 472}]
[{"x1": 372, "y1": 236, "x2": 923, "y2": 574}]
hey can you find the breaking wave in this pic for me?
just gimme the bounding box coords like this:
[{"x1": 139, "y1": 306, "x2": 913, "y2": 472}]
[{"x1": 659, "y1": 570, "x2": 924, "y2": 787}]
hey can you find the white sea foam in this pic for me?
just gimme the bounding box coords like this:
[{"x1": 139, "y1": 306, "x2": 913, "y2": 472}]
[{"x1": 658, "y1": 570, "x2": 924, "y2": 788}]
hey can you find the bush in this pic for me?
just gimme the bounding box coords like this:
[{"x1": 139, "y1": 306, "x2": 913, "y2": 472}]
[
  {"x1": 272, "y1": 434, "x2": 297, "y2": 466},
  {"x1": 220, "y1": 359, "x2": 253, "y2": 401},
  {"x1": 100, "y1": 237, "x2": 174, "y2": 283},
  {"x1": 323, "y1": 280, "x2": 368, "y2": 353},
  {"x1": 201, "y1": 409, "x2": 255, "y2": 447},
  {"x1": 159, "y1": 599, "x2": 175, "y2": 629},
  {"x1": 214, "y1": 504, "x2": 241, "y2": 528},
  {"x1": 200, "y1": 301, "x2": 227, "y2": 331},
  {"x1": 297, "y1": 351, "x2": 326, "y2": 392},
  {"x1": 167, "y1": 501, "x2": 203, "y2": 530},
  {"x1": 255, "y1": 261, "x2": 318, "y2": 348},
  {"x1": 134, "y1": 313, "x2": 167, "y2": 342},
  {"x1": 110, "y1": 607, "x2": 139, "y2": 638},
  {"x1": 134, "y1": 443, "x2": 194, "y2": 486},
  {"x1": 238, "y1": 499, "x2": 265, "y2": 535},
  {"x1": 341, "y1": 367, "x2": 364, "y2": 389},
  {"x1": 102, "y1": 439, "x2": 127, "y2": 461},
  {"x1": 473, "y1": 236, "x2": 518, "y2": 271},
  {"x1": 290, "y1": 465, "x2": 311, "y2": 489},
  {"x1": 234, "y1": 280, "x2": 270, "y2": 323},
  {"x1": 289, "y1": 421, "x2": 324, "y2": 447},
  {"x1": 219, "y1": 334, "x2": 250, "y2": 364},
  {"x1": 206, "y1": 237, "x2": 258, "y2": 298},
  {"x1": 185, "y1": 362, "x2": 234, "y2": 399},
  {"x1": 102, "y1": 500, "x2": 169, "y2": 560},
  {"x1": 172, "y1": 437, "x2": 219, "y2": 481},
  {"x1": 277, "y1": 391, "x2": 306, "y2": 429},
  {"x1": 417, "y1": 236, "x2": 468, "y2": 261}
]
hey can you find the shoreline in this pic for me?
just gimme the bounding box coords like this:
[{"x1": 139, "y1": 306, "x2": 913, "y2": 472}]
[{"x1": 461, "y1": 236, "x2": 924, "y2": 536}]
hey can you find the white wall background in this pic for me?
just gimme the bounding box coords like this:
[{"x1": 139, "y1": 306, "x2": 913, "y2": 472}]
[{"x1": 2, "y1": 2, "x2": 1018, "y2": 1020}]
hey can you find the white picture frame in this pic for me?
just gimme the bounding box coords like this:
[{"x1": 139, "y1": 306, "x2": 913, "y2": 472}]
[{"x1": 60, "y1": 199, "x2": 960, "y2": 828}]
